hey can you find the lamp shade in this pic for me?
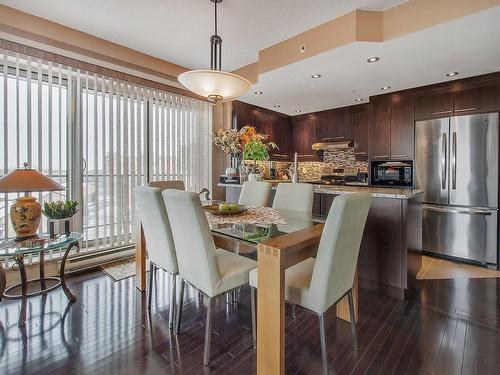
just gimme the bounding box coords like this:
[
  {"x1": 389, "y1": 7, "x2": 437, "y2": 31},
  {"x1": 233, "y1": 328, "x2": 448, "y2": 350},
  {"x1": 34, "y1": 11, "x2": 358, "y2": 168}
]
[
  {"x1": 0, "y1": 168, "x2": 65, "y2": 193},
  {"x1": 178, "y1": 70, "x2": 251, "y2": 102}
]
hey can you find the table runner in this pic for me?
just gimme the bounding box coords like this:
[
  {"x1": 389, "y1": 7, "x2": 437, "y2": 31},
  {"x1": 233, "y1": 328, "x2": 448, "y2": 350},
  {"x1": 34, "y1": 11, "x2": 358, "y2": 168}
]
[{"x1": 205, "y1": 206, "x2": 287, "y2": 225}]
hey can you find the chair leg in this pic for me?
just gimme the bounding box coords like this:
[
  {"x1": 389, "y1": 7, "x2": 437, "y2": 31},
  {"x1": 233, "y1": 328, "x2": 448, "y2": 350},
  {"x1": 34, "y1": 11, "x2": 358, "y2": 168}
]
[
  {"x1": 319, "y1": 314, "x2": 328, "y2": 375},
  {"x1": 347, "y1": 289, "x2": 358, "y2": 351},
  {"x1": 175, "y1": 279, "x2": 185, "y2": 334},
  {"x1": 168, "y1": 274, "x2": 177, "y2": 330},
  {"x1": 203, "y1": 297, "x2": 213, "y2": 366},
  {"x1": 147, "y1": 263, "x2": 155, "y2": 310},
  {"x1": 250, "y1": 287, "x2": 257, "y2": 349}
]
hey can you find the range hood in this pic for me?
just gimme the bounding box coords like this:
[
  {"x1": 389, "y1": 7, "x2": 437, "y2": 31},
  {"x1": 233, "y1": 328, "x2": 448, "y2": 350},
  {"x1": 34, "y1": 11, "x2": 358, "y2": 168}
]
[{"x1": 311, "y1": 139, "x2": 355, "y2": 151}]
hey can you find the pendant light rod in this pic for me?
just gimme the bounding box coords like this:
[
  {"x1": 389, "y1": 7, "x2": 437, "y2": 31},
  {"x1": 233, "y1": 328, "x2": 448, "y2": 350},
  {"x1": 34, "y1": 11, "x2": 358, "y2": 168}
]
[{"x1": 210, "y1": 0, "x2": 223, "y2": 71}]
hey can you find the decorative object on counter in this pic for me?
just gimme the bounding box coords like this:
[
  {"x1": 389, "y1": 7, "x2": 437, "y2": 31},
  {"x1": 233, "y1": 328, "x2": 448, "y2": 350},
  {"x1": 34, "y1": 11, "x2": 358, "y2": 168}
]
[
  {"x1": 177, "y1": 0, "x2": 251, "y2": 102},
  {"x1": 291, "y1": 153, "x2": 299, "y2": 183},
  {"x1": 242, "y1": 127, "x2": 277, "y2": 182},
  {"x1": 42, "y1": 200, "x2": 79, "y2": 238},
  {"x1": 0, "y1": 162, "x2": 66, "y2": 240}
]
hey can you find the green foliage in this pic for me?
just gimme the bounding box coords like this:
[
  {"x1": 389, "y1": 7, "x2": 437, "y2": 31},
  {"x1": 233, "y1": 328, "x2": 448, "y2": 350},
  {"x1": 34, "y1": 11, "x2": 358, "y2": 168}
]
[
  {"x1": 243, "y1": 140, "x2": 277, "y2": 161},
  {"x1": 42, "y1": 200, "x2": 79, "y2": 219}
]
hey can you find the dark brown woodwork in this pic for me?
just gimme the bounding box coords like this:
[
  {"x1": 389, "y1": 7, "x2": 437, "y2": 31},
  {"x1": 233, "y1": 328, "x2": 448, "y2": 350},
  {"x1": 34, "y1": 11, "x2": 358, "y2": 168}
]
[
  {"x1": 315, "y1": 110, "x2": 336, "y2": 141},
  {"x1": 390, "y1": 96, "x2": 415, "y2": 159},
  {"x1": 369, "y1": 97, "x2": 391, "y2": 160},
  {"x1": 291, "y1": 115, "x2": 320, "y2": 161},
  {"x1": 332, "y1": 107, "x2": 354, "y2": 140},
  {"x1": 414, "y1": 92, "x2": 453, "y2": 120},
  {"x1": 453, "y1": 84, "x2": 500, "y2": 114},
  {"x1": 353, "y1": 107, "x2": 369, "y2": 157}
]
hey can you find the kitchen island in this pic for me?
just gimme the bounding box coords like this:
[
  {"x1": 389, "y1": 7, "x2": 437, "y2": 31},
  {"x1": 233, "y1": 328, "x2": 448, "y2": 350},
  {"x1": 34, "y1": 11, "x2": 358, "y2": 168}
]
[{"x1": 219, "y1": 182, "x2": 424, "y2": 299}]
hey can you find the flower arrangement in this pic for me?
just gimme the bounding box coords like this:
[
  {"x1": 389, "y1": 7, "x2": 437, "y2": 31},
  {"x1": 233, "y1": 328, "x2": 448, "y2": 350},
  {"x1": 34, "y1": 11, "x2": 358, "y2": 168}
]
[{"x1": 212, "y1": 125, "x2": 277, "y2": 159}]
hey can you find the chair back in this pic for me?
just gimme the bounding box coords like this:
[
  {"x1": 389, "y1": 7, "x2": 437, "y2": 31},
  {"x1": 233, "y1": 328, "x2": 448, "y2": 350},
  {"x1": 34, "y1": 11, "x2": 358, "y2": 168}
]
[
  {"x1": 134, "y1": 187, "x2": 178, "y2": 274},
  {"x1": 272, "y1": 183, "x2": 314, "y2": 213},
  {"x1": 148, "y1": 180, "x2": 185, "y2": 191},
  {"x1": 162, "y1": 189, "x2": 221, "y2": 296},
  {"x1": 310, "y1": 192, "x2": 372, "y2": 313},
  {"x1": 238, "y1": 181, "x2": 271, "y2": 207}
]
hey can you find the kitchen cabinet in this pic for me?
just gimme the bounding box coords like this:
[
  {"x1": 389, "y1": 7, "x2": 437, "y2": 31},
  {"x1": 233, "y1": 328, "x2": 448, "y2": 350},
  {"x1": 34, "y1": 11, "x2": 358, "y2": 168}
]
[
  {"x1": 414, "y1": 92, "x2": 453, "y2": 120},
  {"x1": 390, "y1": 96, "x2": 414, "y2": 159},
  {"x1": 232, "y1": 101, "x2": 292, "y2": 160},
  {"x1": 316, "y1": 110, "x2": 335, "y2": 141},
  {"x1": 292, "y1": 115, "x2": 320, "y2": 161},
  {"x1": 353, "y1": 106, "x2": 369, "y2": 157},
  {"x1": 369, "y1": 97, "x2": 391, "y2": 160},
  {"x1": 454, "y1": 84, "x2": 500, "y2": 114},
  {"x1": 316, "y1": 108, "x2": 354, "y2": 141}
]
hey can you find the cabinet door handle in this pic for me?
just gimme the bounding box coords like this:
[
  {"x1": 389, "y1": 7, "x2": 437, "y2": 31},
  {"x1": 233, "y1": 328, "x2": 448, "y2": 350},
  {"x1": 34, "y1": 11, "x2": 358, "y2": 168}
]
[
  {"x1": 455, "y1": 107, "x2": 477, "y2": 113},
  {"x1": 391, "y1": 154, "x2": 409, "y2": 158},
  {"x1": 432, "y1": 110, "x2": 452, "y2": 115},
  {"x1": 320, "y1": 137, "x2": 332, "y2": 141},
  {"x1": 372, "y1": 155, "x2": 389, "y2": 158},
  {"x1": 354, "y1": 152, "x2": 367, "y2": 155},
  {"x1": 333, "y1": 136, "x2": 345, "y2": 140},
  {"x1": 299, "y1": 154, "x2": 315, "y2": 157}
]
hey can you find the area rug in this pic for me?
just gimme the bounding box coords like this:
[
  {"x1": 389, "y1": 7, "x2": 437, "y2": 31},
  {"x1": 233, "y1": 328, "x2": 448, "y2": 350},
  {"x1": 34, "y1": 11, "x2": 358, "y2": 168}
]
[
  {"x1": 100, "y1": 258, "x2": 148, "y2": 281},
  {"x1": 417, "y1": 255, "x2": 500, "y2": 280}
]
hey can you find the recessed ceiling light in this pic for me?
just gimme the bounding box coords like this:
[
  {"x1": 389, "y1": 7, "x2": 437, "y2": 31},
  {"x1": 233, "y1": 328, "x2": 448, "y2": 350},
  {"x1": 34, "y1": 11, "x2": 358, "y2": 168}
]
[
  {"x1": 355, "y1": 98, "x2": 364, "y2": 102},
  {"x1": 273, "y1": 105, "x2": 281, "y2": 108},
  {"x1": 311, "y1": 74, "x2": 322, "y2": 79},
  {"x1": 446, "y1": 71, "x2": 459, "y2": 77},
  {"x1": 254, "y1": 91, "x2": 263, "y2": 95},
  {"x1": 367, "y1": 57, "x2": 380, "y2": 63},
  {"x1": 381, "y1": 86, "x2": 391, "y2": 91},
  {"x1": 294, "y1": 109, "x2": 301, "y2": 113}
]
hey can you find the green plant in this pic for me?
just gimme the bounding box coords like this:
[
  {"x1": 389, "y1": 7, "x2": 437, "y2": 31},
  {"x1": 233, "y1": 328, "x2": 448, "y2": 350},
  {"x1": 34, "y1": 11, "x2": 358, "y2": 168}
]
[
  {"x1": 42, "y1": 200, "x2": 79, "y2": 219},
  {"x1": 243, "y1": 140, "x2": 277, "y2": 162}
]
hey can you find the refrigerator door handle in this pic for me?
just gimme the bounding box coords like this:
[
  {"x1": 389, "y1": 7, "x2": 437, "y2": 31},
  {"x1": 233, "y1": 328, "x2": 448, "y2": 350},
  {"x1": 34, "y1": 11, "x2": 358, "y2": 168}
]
[
  {"x1": 452, "y1": 131, "x2": 457, "y2": 190},
  {"x1": 422, "y1": 205, "x2": 492, "y2": 216},
  {"x1": 441, "y1": 134, "x2": 447, "y2": 190}
]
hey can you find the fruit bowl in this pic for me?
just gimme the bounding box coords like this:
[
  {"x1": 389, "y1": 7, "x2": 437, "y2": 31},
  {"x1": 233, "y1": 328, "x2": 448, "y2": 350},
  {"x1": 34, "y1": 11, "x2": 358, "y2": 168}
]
[{"x1": 203, "y1": 203, "x2": 248, "y2": 216}]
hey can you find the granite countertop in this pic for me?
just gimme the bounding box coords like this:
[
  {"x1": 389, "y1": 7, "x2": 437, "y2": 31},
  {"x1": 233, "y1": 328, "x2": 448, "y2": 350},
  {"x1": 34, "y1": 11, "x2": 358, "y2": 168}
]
[{"x1": 218, "y1": 182, "x2": 425, "y2": 200}]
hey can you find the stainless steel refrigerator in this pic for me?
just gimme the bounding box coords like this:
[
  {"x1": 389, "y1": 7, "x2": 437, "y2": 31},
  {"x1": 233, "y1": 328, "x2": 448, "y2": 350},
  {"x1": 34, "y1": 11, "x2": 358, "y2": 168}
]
[{"x1": 416, "y1": 113, "x2": 498, "y2": 266}]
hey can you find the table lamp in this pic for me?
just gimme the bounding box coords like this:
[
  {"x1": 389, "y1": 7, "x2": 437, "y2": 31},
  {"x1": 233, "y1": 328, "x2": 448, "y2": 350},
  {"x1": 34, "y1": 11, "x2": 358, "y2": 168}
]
[{"x1": 0, "y1": 163, "x2": 65, "y2": 240}]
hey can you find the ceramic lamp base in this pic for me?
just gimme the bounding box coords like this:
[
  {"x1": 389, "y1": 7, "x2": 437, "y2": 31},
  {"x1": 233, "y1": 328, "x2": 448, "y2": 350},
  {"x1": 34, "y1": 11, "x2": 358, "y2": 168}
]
[{"x1": 10, "y1": 196, "x2": 41, "y2": 239}]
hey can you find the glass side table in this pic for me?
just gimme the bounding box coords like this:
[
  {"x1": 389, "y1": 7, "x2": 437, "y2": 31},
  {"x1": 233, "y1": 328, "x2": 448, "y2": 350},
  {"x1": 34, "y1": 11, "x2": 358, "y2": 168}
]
[{"x1": 0, "y1": 232, "x2": 83, "y2": 326}]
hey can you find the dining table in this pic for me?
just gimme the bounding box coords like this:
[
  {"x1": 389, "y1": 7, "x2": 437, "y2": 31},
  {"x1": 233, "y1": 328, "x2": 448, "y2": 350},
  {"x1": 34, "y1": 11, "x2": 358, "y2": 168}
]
[{"x1": 134, "y1": 206, "x2": 358, "y2": 375}]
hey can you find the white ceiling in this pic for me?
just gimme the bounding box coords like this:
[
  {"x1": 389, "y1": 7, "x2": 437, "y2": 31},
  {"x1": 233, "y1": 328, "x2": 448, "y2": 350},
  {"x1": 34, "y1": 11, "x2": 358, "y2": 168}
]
[
  {"x1": 240, "y1": 6, "x2": 500, "y2": 115},
  {"x1": 0, "y1": 0, "x2": 406, "y2": 71}
]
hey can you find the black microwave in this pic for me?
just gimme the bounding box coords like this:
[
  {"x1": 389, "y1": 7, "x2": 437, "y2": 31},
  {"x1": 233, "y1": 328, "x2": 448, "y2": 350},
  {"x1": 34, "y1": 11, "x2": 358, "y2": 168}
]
[{"x1": 371, "y1": 160, "x2": 413, "y2": 187}]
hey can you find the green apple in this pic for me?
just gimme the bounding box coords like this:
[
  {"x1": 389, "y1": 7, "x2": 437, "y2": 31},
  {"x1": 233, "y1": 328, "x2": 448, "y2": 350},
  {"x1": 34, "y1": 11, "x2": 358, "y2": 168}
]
[
  {"x1": 219, "y1": 202, "x2": 230, "y2": 212},
  {"x1": 229, "y1": 203, "x2": 240, "y2": 211}
]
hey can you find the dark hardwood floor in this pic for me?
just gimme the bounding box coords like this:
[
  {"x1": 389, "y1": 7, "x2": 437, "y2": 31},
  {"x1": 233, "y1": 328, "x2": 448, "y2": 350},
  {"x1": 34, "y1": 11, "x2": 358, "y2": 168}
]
[{"x1": 0, "y1": 268, "x2": 499, "y2": 374}]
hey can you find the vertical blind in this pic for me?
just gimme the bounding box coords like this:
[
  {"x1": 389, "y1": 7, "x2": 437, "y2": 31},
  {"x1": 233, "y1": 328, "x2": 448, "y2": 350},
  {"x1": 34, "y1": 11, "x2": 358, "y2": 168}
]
[{"x1": 0, "y1": 48, "x2": 212, "y2": 258}]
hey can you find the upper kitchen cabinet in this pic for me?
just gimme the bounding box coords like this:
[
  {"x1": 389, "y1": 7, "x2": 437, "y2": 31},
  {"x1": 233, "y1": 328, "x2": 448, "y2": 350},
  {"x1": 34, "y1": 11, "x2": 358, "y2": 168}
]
[
  {"x1": 453, "y1": 84, "x2": 500, "y2": 115},
  {"x1": 369, "y1": 97, "x2": 391, "y2": 160},
  {"x1": 316, "y1": 107, "x2": 354, "y2": 141},
  {"x1": 232, "y1": 101, "x2": 292, "y2": 160},
  {"x1": 292, "y1": 115, "x2": 320, "y2": 161},
  {"x1": 390, "y1": 96, "x2": 415, "y2": 159},
  {"x1": 316, "y1": 110, "x2": 336, "y2": 141},
  {"x1": 414, "y1": 91, "x2": 453, "y2": 120},
  {"x1": 353, "y1": 105, "x2": 369, "y2": 157}
]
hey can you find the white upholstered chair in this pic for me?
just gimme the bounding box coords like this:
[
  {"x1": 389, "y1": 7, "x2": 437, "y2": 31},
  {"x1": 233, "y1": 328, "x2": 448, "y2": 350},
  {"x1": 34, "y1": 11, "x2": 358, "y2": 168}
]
[
  {"x1": 238, "y1": 181, "x2": 271, "y2": 207},
  {"x1": 250, "y1": 192, "x2": 372, "y2": 374},
  {"x1": 162, "y1": 189, "x2": 257, "y2": 366},
  {"x1": 134, "y1": 186, "x2": 179, "y2": 329},
  {"x1": 272, "y1": 182, "x2": 314, "y2": 213}
]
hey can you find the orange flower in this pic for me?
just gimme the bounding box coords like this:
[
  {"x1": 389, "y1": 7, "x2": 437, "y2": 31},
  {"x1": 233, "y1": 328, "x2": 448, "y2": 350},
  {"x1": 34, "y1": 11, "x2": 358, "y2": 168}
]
[{"x1": 240, "y1": 125, "x2": 258, "y2": 145}]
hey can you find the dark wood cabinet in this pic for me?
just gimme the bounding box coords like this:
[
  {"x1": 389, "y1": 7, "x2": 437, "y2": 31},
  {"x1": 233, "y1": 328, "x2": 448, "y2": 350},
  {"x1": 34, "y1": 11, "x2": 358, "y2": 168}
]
[
  {"x1": 232, "y1": 102, "x2": 292, "y2": 160},
  {"x1": 315, "y1": 111, "x2": 335, "y2": 141},
  {"x1": 369, "y1": 98, "x2": 391, "y2": 160},
  {"x1": 390, "y1": 96, "x2": 415, "y2": 159},
  {"x1": 414, "y1": 92, "x2": 453, "y2": 120},
  {"x1": 332, "y1": 108, "x2": 354, "y2": 140},
  {"x1": 454, "y1": 84, "x2": 500, "y2": 114},
  {"x1": 292, "y1": 115, "x2": 320, "y2": 161},
  {"x1": 353, "y1": 108, "x2": 369, "y2": 157}
]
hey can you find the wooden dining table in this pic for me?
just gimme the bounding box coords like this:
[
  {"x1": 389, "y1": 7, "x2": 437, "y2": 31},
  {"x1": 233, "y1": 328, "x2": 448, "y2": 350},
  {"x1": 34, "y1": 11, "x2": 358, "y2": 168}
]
[{"x1": 134, "y1": 208, "x2": 358, "y2": 375}]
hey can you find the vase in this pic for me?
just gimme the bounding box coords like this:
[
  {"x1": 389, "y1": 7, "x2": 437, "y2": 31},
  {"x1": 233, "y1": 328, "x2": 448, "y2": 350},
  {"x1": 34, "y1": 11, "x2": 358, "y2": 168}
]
[
  {"x1": 48, "y1": 217, "x2": 73, "y2": 238},
  {"x1": 10, "y1": 196, "x2": 41, "y2": 239}
]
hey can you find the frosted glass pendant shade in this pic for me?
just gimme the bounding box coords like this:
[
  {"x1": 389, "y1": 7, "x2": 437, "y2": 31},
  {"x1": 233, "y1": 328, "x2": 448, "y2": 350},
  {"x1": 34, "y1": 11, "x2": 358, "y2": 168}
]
[{"x1": 178, "y1": 70, "x2": 251, "y2": 102}]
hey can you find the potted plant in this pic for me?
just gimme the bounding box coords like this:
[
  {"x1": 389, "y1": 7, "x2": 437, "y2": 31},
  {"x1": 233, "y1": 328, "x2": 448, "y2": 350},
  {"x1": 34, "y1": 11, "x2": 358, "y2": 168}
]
[
  {"x1": 241, "y1": 127, "x2": 277, "y2": 181},
  {"x1": 42, "y1": 200, "x2": 79, "y2": 238}
]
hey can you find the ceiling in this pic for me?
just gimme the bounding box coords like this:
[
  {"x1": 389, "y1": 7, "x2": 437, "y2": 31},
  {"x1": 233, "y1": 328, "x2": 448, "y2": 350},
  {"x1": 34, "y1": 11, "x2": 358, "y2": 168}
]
[
  {"x1": 239, "y1": 5, "x2": 500, "y2": 115},
  {"x1": 0, "y1": 0, "x2": 406, "y2": 71}
]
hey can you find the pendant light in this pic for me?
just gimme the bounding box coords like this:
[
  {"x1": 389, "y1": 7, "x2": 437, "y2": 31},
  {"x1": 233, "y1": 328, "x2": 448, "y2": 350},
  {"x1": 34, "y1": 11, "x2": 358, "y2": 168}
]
[{"x1": 178, "y1": 0, "x2": 251, "y2": 103}]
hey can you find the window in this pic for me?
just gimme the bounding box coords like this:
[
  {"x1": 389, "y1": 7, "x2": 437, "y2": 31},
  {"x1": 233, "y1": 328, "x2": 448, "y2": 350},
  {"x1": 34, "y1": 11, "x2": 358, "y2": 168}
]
[{"x1": 0, "y1": 49, "x2": 212, "y2": 256}]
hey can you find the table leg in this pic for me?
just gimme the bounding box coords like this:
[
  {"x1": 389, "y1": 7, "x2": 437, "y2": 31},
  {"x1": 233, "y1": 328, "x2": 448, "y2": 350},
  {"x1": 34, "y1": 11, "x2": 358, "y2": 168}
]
[
  {"x1": 0, "y1": 261, "x2": 5, "y2": 303},
  {"x1": 257, "y1": 243, "x2": 285, "y2": 375},
  {"x1": 336, "y1": 272, "x2": 358, "y2": 322},
  {"x1": 135, "y1": 219, "x2": 147, "y2": 292},
  {"x1": 60, "y1": 242, "x2": 77, "y2": 302},
  {"x1": 15, "y1": 254, "x2": 28, "y2": 326},
  {"x1": 39, "y1": 251, "x2": 47, "y2": 290}
]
